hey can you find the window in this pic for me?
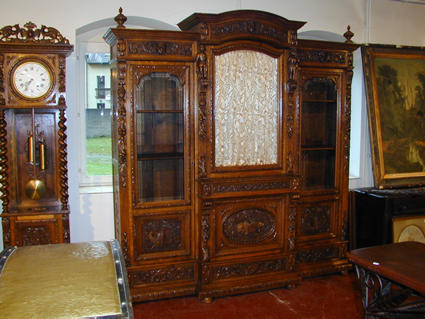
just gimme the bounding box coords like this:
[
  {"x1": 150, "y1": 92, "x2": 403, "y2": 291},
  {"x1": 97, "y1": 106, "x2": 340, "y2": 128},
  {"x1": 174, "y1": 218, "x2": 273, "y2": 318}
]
[
  {"x1": 96, "y1": 75, "x2": 106, "y2": 99},
  {"x1": 77, "y1": 37, "x2": 112, "y2": 187},
  {"x1": 76, "y1": 17, "x2": 178, "y2": 189}
]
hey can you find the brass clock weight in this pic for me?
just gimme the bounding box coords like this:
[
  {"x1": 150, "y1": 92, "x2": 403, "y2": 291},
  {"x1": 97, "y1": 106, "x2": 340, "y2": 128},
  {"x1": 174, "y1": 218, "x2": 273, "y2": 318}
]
[{"x1": 0, "y1": 22, "x2": 73, "y2": 246}]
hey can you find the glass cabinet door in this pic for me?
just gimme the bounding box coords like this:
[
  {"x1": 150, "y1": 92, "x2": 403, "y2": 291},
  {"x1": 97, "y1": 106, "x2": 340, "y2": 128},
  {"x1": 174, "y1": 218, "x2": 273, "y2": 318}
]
[
  {"x1": 301, "y1": 77, "x2": 337, "y2": 190},
  {"x1": 136, "y1": 73, "x2": 185, "y2": 202}
]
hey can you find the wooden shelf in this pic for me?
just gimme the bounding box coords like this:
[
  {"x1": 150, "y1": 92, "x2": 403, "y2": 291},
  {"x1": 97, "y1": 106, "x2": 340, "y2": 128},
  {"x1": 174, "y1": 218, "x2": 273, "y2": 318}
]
[{"x1": 138, "y1": 152, "x2": 184, "y2": 160}]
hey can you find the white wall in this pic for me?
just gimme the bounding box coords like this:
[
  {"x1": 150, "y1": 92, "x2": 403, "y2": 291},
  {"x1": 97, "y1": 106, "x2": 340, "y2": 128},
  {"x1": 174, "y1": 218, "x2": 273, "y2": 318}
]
[{"x1": 1, "y1": 0, "x2": 424, "y2": 250}]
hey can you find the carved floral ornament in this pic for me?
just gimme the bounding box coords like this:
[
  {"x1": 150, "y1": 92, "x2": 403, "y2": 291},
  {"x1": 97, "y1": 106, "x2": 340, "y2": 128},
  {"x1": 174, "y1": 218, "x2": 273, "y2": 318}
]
[{"x1": 0, "y1": 22, "x2": 69, "y2": 44}]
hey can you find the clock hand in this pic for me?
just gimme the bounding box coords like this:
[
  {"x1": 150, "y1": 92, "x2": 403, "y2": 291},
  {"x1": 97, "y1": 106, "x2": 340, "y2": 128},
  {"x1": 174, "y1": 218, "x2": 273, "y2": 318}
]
[{"x1": 24, "y1": 78, "x2": 34, "y2": 91}]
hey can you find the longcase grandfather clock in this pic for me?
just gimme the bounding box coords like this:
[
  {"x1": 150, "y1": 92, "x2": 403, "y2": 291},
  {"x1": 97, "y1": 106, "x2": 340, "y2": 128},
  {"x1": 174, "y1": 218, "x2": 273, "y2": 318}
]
[{"x1": 0, "y1": 22, "x2": 73, "y2": 246}]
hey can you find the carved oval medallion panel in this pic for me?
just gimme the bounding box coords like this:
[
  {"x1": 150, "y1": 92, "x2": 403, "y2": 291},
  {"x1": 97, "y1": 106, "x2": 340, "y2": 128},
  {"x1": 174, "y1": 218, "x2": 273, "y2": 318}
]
[{"x1": 222, "y1": 208, "x2": 276, "y2": 245}]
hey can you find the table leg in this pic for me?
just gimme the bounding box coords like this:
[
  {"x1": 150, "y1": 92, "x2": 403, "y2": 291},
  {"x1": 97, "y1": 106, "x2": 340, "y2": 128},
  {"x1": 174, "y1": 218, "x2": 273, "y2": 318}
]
[{"x1": 354, "y1": 265, "x2": 425, "y2": 318}]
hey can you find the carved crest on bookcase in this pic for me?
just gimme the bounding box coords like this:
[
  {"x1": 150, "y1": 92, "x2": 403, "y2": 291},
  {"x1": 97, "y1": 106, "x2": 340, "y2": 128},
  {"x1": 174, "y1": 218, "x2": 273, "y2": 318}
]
[
  {"x1": 297, "y1": 49, "x2": 347, "y2": 65},
  {"x1": 222, "y1": 208, "x2": 276, "y2": 245},
  {"x1": 0, "y1": 22, "x2": 69, "y2": 44},
  {"x1": 211, "y1": 21, "x2": 287, "y2": 43},
  {"x1": 131, "y1": 264, "x2": 194, "y2": 285},
  {"x1": 128, "y1": 41, "x2": 193, "y2": 57}
]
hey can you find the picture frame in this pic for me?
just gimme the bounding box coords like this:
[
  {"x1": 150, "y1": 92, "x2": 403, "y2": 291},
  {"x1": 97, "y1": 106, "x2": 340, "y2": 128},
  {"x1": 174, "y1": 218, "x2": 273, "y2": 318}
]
[{"x1": 362, "y1": 44, "x2": 425, "y2": 188}]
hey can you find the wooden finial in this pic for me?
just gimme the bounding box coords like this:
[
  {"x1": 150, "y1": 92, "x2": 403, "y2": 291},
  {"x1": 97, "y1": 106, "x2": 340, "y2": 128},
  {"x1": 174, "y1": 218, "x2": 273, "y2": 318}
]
[
  {"x1": 114, "y1": 7, "x2": 127, "y2": 29},
  {"x1": 344, "y1": 25, "x2": 354, "y2": 43}
]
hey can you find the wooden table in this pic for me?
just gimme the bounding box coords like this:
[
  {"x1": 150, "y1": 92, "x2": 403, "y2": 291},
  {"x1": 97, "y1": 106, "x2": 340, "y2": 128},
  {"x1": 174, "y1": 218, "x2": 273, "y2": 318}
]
[{"x1": 347, "y1": 241, "x2": 425, "y2": 318}]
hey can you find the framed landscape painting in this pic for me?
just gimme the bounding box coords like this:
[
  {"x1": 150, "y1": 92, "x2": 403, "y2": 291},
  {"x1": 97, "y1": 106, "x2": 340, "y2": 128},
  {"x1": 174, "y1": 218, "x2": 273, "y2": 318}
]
[{"x1": 362, "y1": 44, "x2": 425, "y2": 188}]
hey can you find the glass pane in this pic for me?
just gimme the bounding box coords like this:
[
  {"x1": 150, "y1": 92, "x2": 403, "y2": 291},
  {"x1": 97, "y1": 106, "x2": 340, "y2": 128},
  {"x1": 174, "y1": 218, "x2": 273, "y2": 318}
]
[
  {"x1": 301, "y1": 77, "x2": 337, "y2": 190},
  {"x1": 303, "y1": 78, "x2": 336, "y2": 100},
  {"x1": 138, "y1": 73, "x2": 182, "y2": 111},
  {"x1": 301, "y1": 102, "x2": 336, "y2": 147},
  {"x1": 85, "y1": 53, "x2": 112, "y2": 176},
  {"x1": 214, "y1": 50, "x2": 279, "y2": 167},
  {"x1": 136, "y1": 72, "x2": 185, "y2": 202},
  {"x1": 137, "y1": 113, "x2": 184, "y2": 155},
  {"x1": 138, "y1": 159, "x2": 184, "y2": 202},
  {"x1": 302, "y1": 150, "x2": 335, "y2": 189}
]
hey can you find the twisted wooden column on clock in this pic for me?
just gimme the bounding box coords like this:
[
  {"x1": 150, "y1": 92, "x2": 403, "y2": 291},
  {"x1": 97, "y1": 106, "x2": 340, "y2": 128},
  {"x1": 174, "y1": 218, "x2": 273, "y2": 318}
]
[
  {"x1": 0, "y1": 110, "x2": 8, "y2": 214},
  {"x1": 0, "y1": 109, "x2": 11, "y2": 246},
  {"x1": 58, "y1": 105, "x2": 69, "y2": 211}
]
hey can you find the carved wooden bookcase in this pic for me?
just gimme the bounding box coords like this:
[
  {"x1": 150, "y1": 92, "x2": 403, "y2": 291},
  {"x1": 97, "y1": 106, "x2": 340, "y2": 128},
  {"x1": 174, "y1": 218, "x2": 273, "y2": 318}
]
[
  {"x1": 0, "y1": 23, "x2": 73, "y2": 246},
  {"x1": 105, "y1": 9, "x2": 358, "y2": 302}
]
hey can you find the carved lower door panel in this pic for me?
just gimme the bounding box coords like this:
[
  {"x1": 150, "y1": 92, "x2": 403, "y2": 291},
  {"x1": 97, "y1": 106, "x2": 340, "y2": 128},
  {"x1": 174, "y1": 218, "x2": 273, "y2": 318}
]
[
  {"x1": 127, "y1": 262, "x2": 197, "y2": 302},
  {"x1": 5, "y1": 213, "x2": 67, "y2": 246},
  {"x1": 128, "y1": 210, "x2": 197, "y2": 301},
  {"x1": 293, "y1": 196, "x2": 351, "y2": 277},
  {"x1": 199, "y1": 197, "x2": 299, "y2": 299}
]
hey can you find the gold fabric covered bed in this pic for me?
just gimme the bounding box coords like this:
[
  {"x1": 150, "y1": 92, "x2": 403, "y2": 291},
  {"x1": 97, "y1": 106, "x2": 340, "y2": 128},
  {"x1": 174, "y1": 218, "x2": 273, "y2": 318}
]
[{"x1": 0, "y1": 240, "x2": 133, "y2": 318}]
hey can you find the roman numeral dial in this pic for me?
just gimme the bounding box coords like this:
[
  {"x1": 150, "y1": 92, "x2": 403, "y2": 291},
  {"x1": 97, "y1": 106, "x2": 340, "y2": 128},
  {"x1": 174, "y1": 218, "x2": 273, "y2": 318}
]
[{"x1": 12, "y1": 61, "x2": 52, "y2": 99}]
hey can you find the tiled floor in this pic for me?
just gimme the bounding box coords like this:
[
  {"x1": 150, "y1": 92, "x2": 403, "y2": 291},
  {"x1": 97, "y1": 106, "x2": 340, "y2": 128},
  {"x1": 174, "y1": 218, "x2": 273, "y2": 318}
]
[{"x1": 133, "y1": 273, "x2": 364, "y2": 318}]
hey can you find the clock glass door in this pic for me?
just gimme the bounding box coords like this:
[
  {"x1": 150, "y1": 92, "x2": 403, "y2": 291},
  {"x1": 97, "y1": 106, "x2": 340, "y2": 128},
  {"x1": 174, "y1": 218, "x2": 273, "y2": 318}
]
[{"x1": 9, "y1": 108, "x2": 59, "y2": 209}]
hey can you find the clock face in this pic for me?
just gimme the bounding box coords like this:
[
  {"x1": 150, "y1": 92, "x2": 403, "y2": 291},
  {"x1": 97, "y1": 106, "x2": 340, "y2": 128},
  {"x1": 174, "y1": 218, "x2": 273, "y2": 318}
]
[{"x1": 12, "y1": 61, "x2": 53, "y2": 99}]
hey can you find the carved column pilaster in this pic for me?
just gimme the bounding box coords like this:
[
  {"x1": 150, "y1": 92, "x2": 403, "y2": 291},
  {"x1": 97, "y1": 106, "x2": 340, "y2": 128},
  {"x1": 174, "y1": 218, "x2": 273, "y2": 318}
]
[
  {"x1": 287, "y1": 30, "x2": 299, "y2": 174},
  {"x1": 201, "y1": 215, "x2": 210, "y2": 262},
  {"x1": 58, "y1": 109, "x2": 69, "y2": 210},
  {"x1": 0, "y1": 109, "x2": 9, "y2": 214},
  {"x1": 0, "y1": 54, "x2": 4, "y2": 106},
  {"x1": 58, "y1": 55, "x2": 66, "y2": 92},
  {"x1": 117, "y1": 61, "x2": 127, "y2": 188},
  {"x1": 287, "y1": 207, "x2": 297, "y2": 272}
]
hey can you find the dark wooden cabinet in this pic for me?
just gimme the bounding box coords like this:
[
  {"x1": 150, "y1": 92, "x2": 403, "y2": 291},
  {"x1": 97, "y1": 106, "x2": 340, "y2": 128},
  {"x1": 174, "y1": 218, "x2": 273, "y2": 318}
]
[
  {"x1": 0, "y1": 23, "x2": 73, "y2": 246},
  {"x1": 351, "y1": 187, "x2": 425, "y2": 249},
  {"x1": 105, "y1": 9, "x2": 358, "y2": 302}
]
